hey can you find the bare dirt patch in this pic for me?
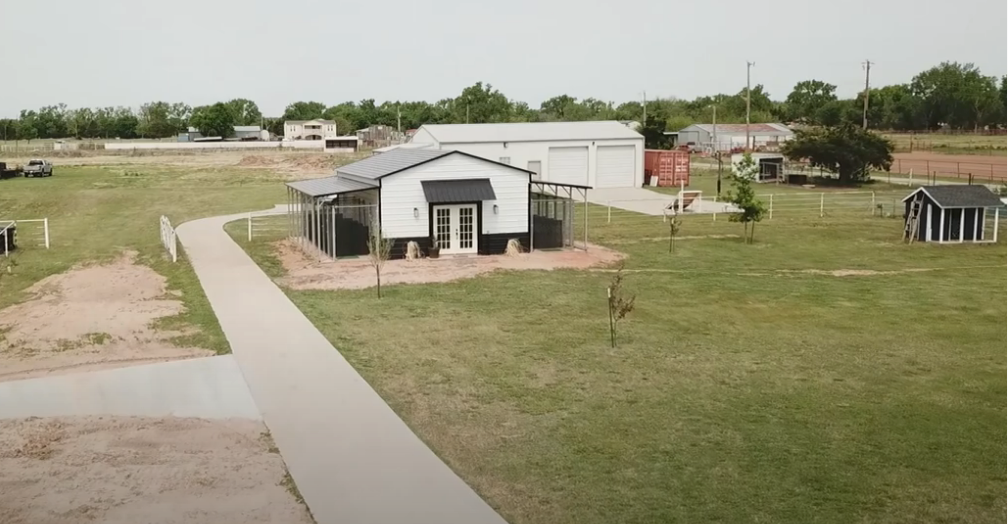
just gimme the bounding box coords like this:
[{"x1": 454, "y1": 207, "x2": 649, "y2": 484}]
[
  {"x1": 892, "y1": 152, "x2": 1007, "y2": 179},
  {"x1": 0, "y1": 416, "x2": 314, "y2": 524},
  {"x1": 7, "y1": 150, "x2": 366, "y2": 179},
  {"x1": 0, "y1": 252, "x2": 212, "y2": 381},
  {"x1": 274, "y1": 240, "x2": 625, "y2": 290}
]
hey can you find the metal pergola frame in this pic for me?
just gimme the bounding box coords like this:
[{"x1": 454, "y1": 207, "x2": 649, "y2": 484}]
[
  {"x1": 530, "y1": 180, "x2": 591, "y2": 252},
  {"x1": 286, "y1": 185, "x2": 377, "y2": 260}
]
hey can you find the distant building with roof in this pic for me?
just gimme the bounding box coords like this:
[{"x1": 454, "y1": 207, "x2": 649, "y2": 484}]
[
  {"x1": 675, "y1": 123, "x2": 793, "y2": 152},
  {"x1": 284, "y1": 119, "x2": 339, "y2": 141}
]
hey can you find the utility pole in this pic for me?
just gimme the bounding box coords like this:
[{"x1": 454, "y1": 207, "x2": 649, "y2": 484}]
[
  {"x1": 397, "y1": 105, "x2": 402, "y2": 133},
  {"x1": 642, "y1": 90, "x2": 647, "y2": 126},
  {"x1": 862, "y1": 60, "x2": 873, "y2": 129},
  {"x1": 712, "y1": 104, "x2": 722, "y2": 197},
  {"x1": 465, "y1": 103, "x2": 470, "y2": 124},
  {"x1": 745, "y1": 61, "x2": 755, "y2": 151}
]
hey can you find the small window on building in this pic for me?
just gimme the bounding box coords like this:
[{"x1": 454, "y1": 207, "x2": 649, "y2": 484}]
[{"x1": 499, "y1": 157, "x2": 511, "y2": 165}]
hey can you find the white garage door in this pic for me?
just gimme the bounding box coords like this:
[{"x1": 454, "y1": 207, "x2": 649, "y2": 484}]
[
  {"x1": 547, "y1": 146, "x2": 589, "y2": 186},
  {"x1": 595, "y1": 145, "x2": 636, "y2": 188}
]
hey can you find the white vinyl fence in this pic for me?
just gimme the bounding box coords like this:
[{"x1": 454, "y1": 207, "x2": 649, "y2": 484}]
[
  {"x1": 160, "y1": 215, "x2": 178, "y2": 262},
  {"x1": 0, "y1": 218, "x2": 50, "y2": 256}
]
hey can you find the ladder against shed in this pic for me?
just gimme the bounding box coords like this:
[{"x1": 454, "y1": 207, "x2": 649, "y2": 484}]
[{"x1": 901, "y1": 185, "x2": 1003, "y2": 244}]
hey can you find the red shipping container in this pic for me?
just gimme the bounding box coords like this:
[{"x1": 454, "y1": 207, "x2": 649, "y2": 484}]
[{"x1": 644, "y1": 150, "x2": 690, "y2": 187}]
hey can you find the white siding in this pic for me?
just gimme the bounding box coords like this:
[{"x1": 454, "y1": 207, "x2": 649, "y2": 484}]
[
  {"x1": 379, "y1": 154, "x2": 529, "y2": 239},
  {"x1": 408, "y1": 128, "x2": 439, "y2": 146},
  {"x1": 595, "y1": 145, "x2": 635, "y2": 188},
  {"x1": 434, "y1": 138, "x2": 644, "y2": 189}
]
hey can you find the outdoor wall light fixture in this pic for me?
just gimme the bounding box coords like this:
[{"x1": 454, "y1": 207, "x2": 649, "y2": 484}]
[
  {"x1": 493, "y1": 204, "x2": 499, "y2": 214},
  {"x1": 413, "y1": 207, "x2": 419, "y2": 218}
]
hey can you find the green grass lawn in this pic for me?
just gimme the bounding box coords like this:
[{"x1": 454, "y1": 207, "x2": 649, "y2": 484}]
[
  {"x1": 233, "y1": 199, "x2": 1007, "y2": 523},
  {"x1": 0, "y1": 164, "x2": 288, "y2": 353}
]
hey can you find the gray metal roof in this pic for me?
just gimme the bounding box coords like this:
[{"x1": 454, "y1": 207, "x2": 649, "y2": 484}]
[
  {"x1": 417, "y1": 121, "x2": 643, "y2": 144},
  {"x1": 233, "y1": 125, "x2": 262, "y2": 133},
  {"x1": 904, "y1": 185, "x2": 1005, "y2": 208},
  {"x1": 421, "y1": 179, "x2": 496, "y2": 204},
  {"x1": 336, "y1": 148, "x2": 453, "y2": 180},
  {"x1": 680, "y1": 123, "x2": 793, "y2": 136},
  {"x1": 286, "y1": 176, "x2": 377, "y2": 197}
]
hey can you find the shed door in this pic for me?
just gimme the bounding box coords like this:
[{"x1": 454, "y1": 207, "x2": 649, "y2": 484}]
[
  {"x1": 595, "y1": 145, "x2": 636, "y2": 188},
  {"x1": 547, "y1": 146, "x2": 589, "y2": 186}
]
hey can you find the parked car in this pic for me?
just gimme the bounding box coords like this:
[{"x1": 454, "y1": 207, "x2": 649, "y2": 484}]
[{"x1": 23, "y1": 159, "x2": 53, "y2": 178}]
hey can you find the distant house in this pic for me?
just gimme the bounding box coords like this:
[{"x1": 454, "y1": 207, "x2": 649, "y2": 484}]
[
  {"x1": 285, "y1": 119, "x2": 339, "y2": 141},
  {"x1": 234, "y1": 125, "x2": 265, "y2": 141},
  {"x1": 179, "y1": 125, "x2": 266, "y2": 142},
  {"x1": 676, "y1": 123, "x2": 793, "y2": 152}
]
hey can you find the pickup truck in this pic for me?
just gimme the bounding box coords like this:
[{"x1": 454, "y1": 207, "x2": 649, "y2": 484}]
[{"x1": 23, "y1": 159, "x2": 53, "y2": 177}]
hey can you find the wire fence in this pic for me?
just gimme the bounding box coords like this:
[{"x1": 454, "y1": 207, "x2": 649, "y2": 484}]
[{"x1": 691, "y1": 155, "x2": 1008, "y2": 183}]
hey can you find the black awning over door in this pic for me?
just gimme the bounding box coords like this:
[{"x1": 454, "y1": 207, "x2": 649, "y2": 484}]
[{"x1": 421, "y1": 178, "x2": 496, "y2": 203}]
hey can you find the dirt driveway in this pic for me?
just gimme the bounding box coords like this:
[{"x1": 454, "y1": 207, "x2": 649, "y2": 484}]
[
  {"x1": 0, "y1": 252, "x2": 212, "y2": 382},
  {"x1": 0, "y1": 416, "x2": 313, "y2": 524}
]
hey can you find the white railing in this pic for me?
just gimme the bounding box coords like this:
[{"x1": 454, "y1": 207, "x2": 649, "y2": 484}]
[
  {"x1": 246, "y1": 212, "x2": 288, "y2": 241},
  {"x1": 0, "y1": 218, "x2": 50, "y2": 256},
  {"x1": 160, "y1": 215, "x2": 177, "y2": 262}
]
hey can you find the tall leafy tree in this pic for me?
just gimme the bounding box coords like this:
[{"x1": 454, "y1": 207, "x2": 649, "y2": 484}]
[
  {"x1": 137, "y1": 101, "x2": 187, "y2": 138},
  {"x1": 784, "y1": 80, "x2": 838, "y2": 124},
  {"x1": 190, "y1": 103, "x2": 237, "y2": 137},
  {"x1": 18, "y1": 110, "x2": 39, "y2": 142},
  {"x1": 225, "y1": 98, "x2": 262, "y2": 126},
  {"x1": 282, "y1": 101, "x2": 327, "y2": 122},
  {"x1": 782, "y1": 124, "x2": 894, "y2": 183},
  {"x1": 454, "y1": 82, "x2": 512, "y2": 124}
]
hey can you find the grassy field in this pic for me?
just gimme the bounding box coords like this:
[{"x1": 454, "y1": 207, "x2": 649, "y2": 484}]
[
  {"x1": 233, "y1": 192, "x2": 1007, "y2": 523},
  {"x1": 0, "y1": 164, "x2": 287, "y2": 353}
]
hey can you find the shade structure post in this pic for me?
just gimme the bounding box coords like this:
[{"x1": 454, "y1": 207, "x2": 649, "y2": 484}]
[
  {"x1": 247, "y1": 212, "x2": 253, "y2": 242},
  {"x1": 820, "y1": 193, "x2": 824, "y2": 217},
  {"x1": 314, "y1": 198, "x2": 321, "y2": 261},
  {"x1": 938, "y1": 208, "x2": 945, "y2": 243},
  {"x1": 583, "y1": 188, "x2": 589, "y2": 251},
  {"x1": 958, "y1": 210, "x2": 965, "y2": 242},
  {"x1": 974, "y1": 208, "x2": 981, "y2": 241},
  {"x1": 769, "y1": 194, "x2": 774, "y2": 220},
  {"x1": 330, "y1": 203, "x2": 336, "y2": 259},
  {"x1": 994, "y1": 208, "x2": 1000, "y2": 242},
  {"x1": 529, "y1": 197, "x2": 535, "y2": 252}
]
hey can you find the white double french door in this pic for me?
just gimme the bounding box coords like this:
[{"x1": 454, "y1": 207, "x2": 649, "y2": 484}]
[{"x1": 433, "y1": 204, "x2": 477, "y2": 254}]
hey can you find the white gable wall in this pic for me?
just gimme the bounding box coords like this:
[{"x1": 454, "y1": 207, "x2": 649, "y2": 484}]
[
  {"x1": 408, "y1": 128, "x2": 439, "y2": 146},
  {"x1": 413, "y1": 138, "x2": 643, "y2": 189},
  {"x1": 379, "y1": 154, "x2": 530, "y2": 239}
]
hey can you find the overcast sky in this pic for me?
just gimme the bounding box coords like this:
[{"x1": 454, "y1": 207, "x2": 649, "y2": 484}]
[{"x1": 2, "y1": 0, "x2": 1005, "y2": 118}]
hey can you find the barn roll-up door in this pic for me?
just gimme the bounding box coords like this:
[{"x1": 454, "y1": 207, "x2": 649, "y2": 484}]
[
  {"x1": 595, "y1": 145, "x2": 636, "y2": 188},
  {"x1": 547, "y1": 146, "x2": 589, "y2": 186}
]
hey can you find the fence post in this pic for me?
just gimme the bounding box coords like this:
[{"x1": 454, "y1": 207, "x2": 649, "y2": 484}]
[
  {"x1": 40, "y1": 218, "x2": 50, "y2": 249},
  {"x1": 819, "y1": 193, "x2": 824, "y2": 217},
  {"x1": 712, "y1": 195, "x2": 717, "y2": 222},
  {"x1": 607, "y1": 202, "x2": 611, "y2": 224},
  {"x1": 247, "y1": 212, "x2": 253, "y2": 241},
  {"x1": 769, "y1": 194, "x2": 773, "y2": 220},
  {"x1": 871, "y1": 191, "x2": 876, "y2": 215}
]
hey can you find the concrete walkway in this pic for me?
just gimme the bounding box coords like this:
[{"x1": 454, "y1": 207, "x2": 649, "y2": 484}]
[
  {"x1": 0, "y1": 356, "x2": 260, "y2": 420},
  {"x1": 175, "y1": 206, "x2": 507, "y2": 524}
]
